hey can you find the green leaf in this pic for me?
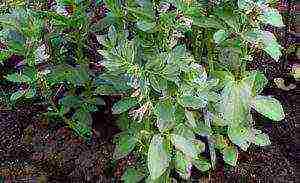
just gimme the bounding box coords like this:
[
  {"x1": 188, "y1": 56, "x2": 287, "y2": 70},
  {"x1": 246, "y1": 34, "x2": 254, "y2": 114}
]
[
  {"x1": 251, "y1": 96, "x2": 285, "y2": 121},
  {"x1": 6, "y1": 73, "x2": 32, "y2": 83},
  {"x1": 218, "y1": 81, "x2": 251, "y2": 126},
  {"x1": 194, "y1": 121, "x2": 212, "y2": 137},
  {"x1": 238, "y1": 0, "x2": 255, "y2": 11},
  {"x1": 149, "y1": 74, "x2": 168, "y2": 93},
  {"x1": 264, "y1": 41, "x2": 282, "y2": 61},
  {"x1": 213, "y1": 134, "x2": 227, "y2": 150},
  {"x1": 112, "y1": 98, "x2": 138, "y2": 114},
  {"x1": 121, "y1": 168, "x2": 144, "y2": 183},
  {"x1": 154, "y1": 100, "x2": 176, "y2": 132},
  {"x1": 223, "y1": 146, "x2": 238, "y2": 166},
  {"x1": 173, "y1": 123, "x2": 195, "y2": 139},
  {"x1": 137, "y1": 20, "x2": 156, "y2": 32},
  {"x1": 178, "y1": 95, "x2": 207, "y2": 109},
  {"x1": 260, "y1": 8, "x2": 284, "y2": 27},
  {"x1": 148, "y1": 135, "x2": 170, "y2": 180},
  {"x1": 170, "y1": 134, "x2": 198, "y2": 158},
  {"x1": 72, "y1": 108, "x2": 93, "y2": 128},
  {"x1": 113, "y1": 132, "x2": 138, "y2": 160},
  {"x1": 253, "y1": 132, "x2": 271, "y2": 146},
  {"x1": 185, "y1": 110, "x2": 197, "y2": 128},
  {"x1": 192, "y1": 157, "x2": 211, "y2": 172},
  {"x1": 228, "y1": 125, "x2": 252, "y2": 151},
  {"x1": 244, "y1": 30, "x2": 282, "y2": 61},
  {"x1": 213, "y1": 30, "x2": 229, "y2": 44},
  {"x1": 10, "y1": 90, "x2": 25, "y2": 102},
  {"x1": 175, "y1": 151, "x2": 191, "y2": 180},
  {"x1": 60, "y1": 96, "x2": 83, "y2": 109},
  {"x1": 243, "y1": 71, "x2": 268, "y2": 95},
  {"x1": 24, "y1": 88, "x2": 36, "y2": 99}
]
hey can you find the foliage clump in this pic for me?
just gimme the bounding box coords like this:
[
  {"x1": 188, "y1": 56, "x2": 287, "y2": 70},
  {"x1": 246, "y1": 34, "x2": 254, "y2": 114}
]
[{"x1": 0, "y1": 0, "x2": 286, "y2": 181}]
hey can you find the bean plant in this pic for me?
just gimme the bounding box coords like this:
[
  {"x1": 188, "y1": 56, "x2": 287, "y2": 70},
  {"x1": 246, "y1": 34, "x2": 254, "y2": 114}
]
[{"x1": 0, "y1": 0, "x2": 286, "y2": 182}]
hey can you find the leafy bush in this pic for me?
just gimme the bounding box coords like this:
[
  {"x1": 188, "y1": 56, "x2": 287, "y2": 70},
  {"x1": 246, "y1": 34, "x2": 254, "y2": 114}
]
[{"x1": 0, "y1": 0, "x2": 286, "y2": 181}]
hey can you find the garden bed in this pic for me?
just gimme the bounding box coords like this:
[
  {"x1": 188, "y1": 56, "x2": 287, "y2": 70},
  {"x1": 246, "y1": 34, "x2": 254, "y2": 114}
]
[{"x1": 0, "y1": 0, "x2": 297, "y2": 182}]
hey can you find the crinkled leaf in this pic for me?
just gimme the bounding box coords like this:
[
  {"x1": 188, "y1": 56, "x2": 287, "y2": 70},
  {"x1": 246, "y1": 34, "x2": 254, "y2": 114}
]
[
  {"x1": 244, "y1": 30, "x2": 282, "y2": 61},
  {"x1": 148, "y1": 135, "x2": 170, "y2": 180},
  {"x1": 10, "y1": 90, "x2": 25, "y2": 102},
  {"x1": 173, "y1": 123, "x2": 195, "y2": 139},
  {"x1": 214, "y1": 134, "x2": 227, "y2": 150},
  {"x1": 137, "y1": 20, "x2": 156, "y2": 32},
  {"x1": 243, "y1": 71, "x2": 268, "y2": 95},
  {"x1": 228, "y1": 125, "x2": 252, "y2": 151},
  {"x1": 260, "y1": 8, "x2": 284, "y2": 27},
  {"x1": 60, "y1": 96, "x2": 83, "y2": 109},
  {"x1": 170, "y1": 134, "x2": 198, "y2": 158},
  {"x1": 24, "y1": 88, "x2": 36, "y2": 99},
  {"x1": 178, "y1": 95, "x2": 207, "y2": 109},
  {"x1": 192, "y1": 158, "x2": 211, "y2": 172},
  {"x1": 218, "y1": 81, "x2": 251, "y2": 126},
  {"x1": 223, "y1": 146, "x2": 238, "y2": 166},
  {"x1": 251, "y1": 96, "x2": 284, "y2": 121},
  {"x1": 154, "y1": 100, "x2": 176, "y2": 132},
  {"x1": 6, "y1": 73, "x2": 32, "y2": 83},
  {"x1": 112, "y1": 98, "x2": 138, "y2": 114},
  {"x1": 194, "y1": 121, "x2": 212, "y2": 137},
  {"x1": 114, "y1": 133, "x2": 138, "y2": 160},
  {"x1": 213, "y1": 30, "x2": 229, "y2": 44},
  {"x1": 121, "y1": 168, "x2": 144, "y2": 183},
  {"x1": 149, "y1": 74, "x2": 168, "y2": 93},
  {"x1": 175, "y1": 151, "x2": 191, "y2": 180}
]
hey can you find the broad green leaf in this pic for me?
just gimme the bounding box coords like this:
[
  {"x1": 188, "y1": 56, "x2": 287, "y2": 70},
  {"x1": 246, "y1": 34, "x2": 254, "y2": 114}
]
[
  {"x1": 148, "y1": 135, "x2": 170, "y2": 180},
  {"x1": 72, "y1": 108, "x2": 93, "y2": 127},
  {"x1": 264, "y1": 41, "x2": 282, "y2": 61},
  {"x1": 60, "y1": 96, "x2": 83, "y2": 109},
  {"x1": 244, "y1": 30, "x2": 282, "y2": 61},
  {"x1": 178, "y1": 95, "x2": 207, "y2": 109},
  {"x1": 251, "y1": 96, "x2": 284, "y2": 121},
  {"x1": 154, "y1": 100, "x2": 176, "y2": 132},
  {"x1": 175, "y1": 151, "x2": 191, "y2": 180},
  {"x1": 121, "y1": 168, "x2": 144, "y2": 183},
  {"x1": 253, "y1": 132, "x2": 271, "y2": 146},
  {"x1": 223, "y1": 146, "x2": 238, "y2": 166},
  {"x1": 213, "y1": 30, "x2": 229, "y2": 44},
  {"x1": 113, "y1": 133, "x2": 138, "y2": 160},
  {"x1": 6, "y1": 73, "x2": 32, "y2": 83},
  {"x1": 170, "y1": 134, "x2": 198, "y2": 158},
  {"x1": 112, "y1": 98, "x2": 138, "y2": 114},
  {"x1": 173, "y1": 123, "x2": 195, "y2": 139},
  {"x1": 10, "y1": 90, "x2": 25, "y2": 102},
  {"x1": 228, "y1": 125, "x2": 252, "y2": 151},
  {"x1": 260, "y1": 8, "x2": 284, "y2": 27},
  {"x1": 192, "y1": 157, "x2": 211, "y2": 172},
  {"x1": 218, "y1": 81, "x2": 251, "y2": 126},
  {"x1": 137, "y1": 20, "x2": 156, "y2": 32},
  {"x1": 243, "y1": 71, "x2": 268, "y2": 95}
]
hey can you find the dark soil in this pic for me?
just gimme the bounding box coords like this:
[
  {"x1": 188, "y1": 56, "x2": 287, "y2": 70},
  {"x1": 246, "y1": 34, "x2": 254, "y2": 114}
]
[{"x1": 0, "y1": 84, "x2": 118, "y2": 182}]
